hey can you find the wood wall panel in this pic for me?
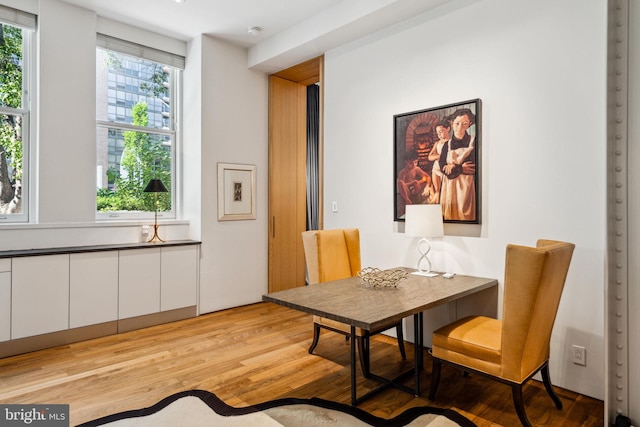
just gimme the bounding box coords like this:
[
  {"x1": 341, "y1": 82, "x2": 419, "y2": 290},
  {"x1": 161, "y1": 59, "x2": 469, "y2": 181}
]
[{"x1": 268, "y1": 76, "x2": 307, "y2": 292}]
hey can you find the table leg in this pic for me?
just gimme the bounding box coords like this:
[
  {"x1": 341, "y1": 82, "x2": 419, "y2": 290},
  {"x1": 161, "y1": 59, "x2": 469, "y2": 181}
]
[
  {"x1": 350, "y1": 318, "x2": 423, "y2": 405},
  {"x1": 351, "y1": 325, "x2": 357, "y2": 406},
  {"x1": 413, "y1": 313, "x2": 421, "y2": 395},
  {"x1": 420, "y1": 312, "x2": 426, "y2": 369}
]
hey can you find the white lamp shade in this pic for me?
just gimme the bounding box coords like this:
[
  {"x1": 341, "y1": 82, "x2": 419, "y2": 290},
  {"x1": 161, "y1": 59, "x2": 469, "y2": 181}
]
[{"x1": 405, "y1": 204, "x2": 444, "y2": 238}]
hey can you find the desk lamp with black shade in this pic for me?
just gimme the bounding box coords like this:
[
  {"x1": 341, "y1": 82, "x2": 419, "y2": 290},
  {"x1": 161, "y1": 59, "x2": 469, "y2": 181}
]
[{"x1": 143, "y1": 178, "x2": 168, "y2": 243}]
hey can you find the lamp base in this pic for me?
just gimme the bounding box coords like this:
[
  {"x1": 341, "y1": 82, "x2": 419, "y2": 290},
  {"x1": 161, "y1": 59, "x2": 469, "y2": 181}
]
[
  {"x1": 415, "y1": 237, "x2": 435, "y2": 274},
  {"x1": 147, "y1": 224, "x2": 165, "y2": 243},
  {"x1": 412, "y1": 271, "x2": 438, "y2": 277}
]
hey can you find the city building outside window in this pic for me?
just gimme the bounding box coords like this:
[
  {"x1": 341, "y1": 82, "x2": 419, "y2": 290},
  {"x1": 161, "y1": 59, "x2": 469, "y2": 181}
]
[
  {"x1": 0, "y1": 7, "x2": 35, "y2": 223},
  {"x1": 96, "y1": 34, "x2": 183, "y2": 220}
]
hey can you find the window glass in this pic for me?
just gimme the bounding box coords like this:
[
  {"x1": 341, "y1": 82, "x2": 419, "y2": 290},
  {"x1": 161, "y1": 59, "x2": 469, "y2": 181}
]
[
  {"x1": 96, "y1": 42, "x2": 181, "y2": 219},
  {"x1": 0, "y1": 17, "x2": 32, "y2": 223}
]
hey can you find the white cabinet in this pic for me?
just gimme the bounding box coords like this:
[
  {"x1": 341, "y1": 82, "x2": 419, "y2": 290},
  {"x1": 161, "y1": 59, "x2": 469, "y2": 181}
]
[
  {"x1": 0, "y1": 258, "x2": 11, "y2": 342},
  {"x1": 70, "y1": 251, "x2": 119, "y2": 328},
  {"x1": 11, "y1": 254, "x2": 69, "y2": 339},
  {"x1": 1, "y1": 242, "x2": 199, "y2": 352},
  {"x1": 118, "y1": 245, "x2": 198, "y2": 319},
  {"x1": 118, "y1": 248, "x2": 161, "y2": 319},
  {"x1": 161, "y1": 246, "x2": 198, "y2": 311}
]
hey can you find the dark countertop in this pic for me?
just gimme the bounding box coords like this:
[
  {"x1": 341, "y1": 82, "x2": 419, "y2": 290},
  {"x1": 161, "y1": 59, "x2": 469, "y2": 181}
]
[{"x1": 0, "y1": 240, "x2": 201, "y2": 259}]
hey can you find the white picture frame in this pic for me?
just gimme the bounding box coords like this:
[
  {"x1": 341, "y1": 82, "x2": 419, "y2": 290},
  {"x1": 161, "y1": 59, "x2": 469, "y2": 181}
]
[{"x1": 217, "y1": 163, "x2": 257, "y2": 221}]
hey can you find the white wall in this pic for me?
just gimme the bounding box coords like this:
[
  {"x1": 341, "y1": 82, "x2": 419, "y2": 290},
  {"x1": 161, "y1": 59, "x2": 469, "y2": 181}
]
[
  {"x1": 323, "y1": 0, "x2": 606, "y2": 400},
  {"x1": 183, "y1": 36, "x2": 203, "y2": 243},
  {"x1": 38, "y1": 1, "x2": 96, "y2": 223},
  {"x1": 196, "y1": 35, "x2": 269, "y2": 313}
]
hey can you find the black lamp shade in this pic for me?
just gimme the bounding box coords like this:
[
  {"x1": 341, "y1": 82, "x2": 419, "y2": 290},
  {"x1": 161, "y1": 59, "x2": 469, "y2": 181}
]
[{"x1": 143, "y1": 179, "x2": 168, "y2": 193}]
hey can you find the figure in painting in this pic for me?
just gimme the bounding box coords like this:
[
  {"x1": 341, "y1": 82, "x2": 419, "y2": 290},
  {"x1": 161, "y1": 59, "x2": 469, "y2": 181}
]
[
  {"x1": 439, "y1": 108, "x2": 476, "y2": 221},
  {"x1": 428, "y1": 120, "x2": 451, "y2": 204},
  {"x1": 397, "y1": 150, "x2": 433, "y2": 217}
]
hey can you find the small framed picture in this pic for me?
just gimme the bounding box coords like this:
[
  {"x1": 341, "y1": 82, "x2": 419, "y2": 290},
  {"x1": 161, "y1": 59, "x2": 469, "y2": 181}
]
[
  {"x1": 394, "y1": 99, "x2": 480, "y2": 224},
  {"x1": 217, "y1": 162, "x2": 257, "y2": 221}
]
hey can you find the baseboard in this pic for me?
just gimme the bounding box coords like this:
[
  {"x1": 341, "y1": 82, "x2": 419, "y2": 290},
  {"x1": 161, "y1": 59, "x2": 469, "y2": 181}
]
[
  {"x1": 0, "y1": 322, "x2": 118, "y2": 358},
  {"x1": 118, "y1": 307, "x2": 197, "y2": 333},
  {"x1": 0, "y1": 306, "x2": 197, "y2": 358}
]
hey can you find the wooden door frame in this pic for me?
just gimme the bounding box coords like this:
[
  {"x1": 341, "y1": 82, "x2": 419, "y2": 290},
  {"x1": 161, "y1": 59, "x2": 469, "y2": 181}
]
[
  {"x1": 271, "y1": 56, "x2": 324, "y2": 228},
  {"x1": 268, "y1": 56, "x2": 324, "y2": 293}
]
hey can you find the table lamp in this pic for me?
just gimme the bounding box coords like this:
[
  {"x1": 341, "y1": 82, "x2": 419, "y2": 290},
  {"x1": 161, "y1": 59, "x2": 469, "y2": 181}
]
[
  {"x1": 143, "y1": 178, "x2": 168, "y2": 243},
  {"x1": 404, "y1": 204, "x2": 444, "y2": 276}
]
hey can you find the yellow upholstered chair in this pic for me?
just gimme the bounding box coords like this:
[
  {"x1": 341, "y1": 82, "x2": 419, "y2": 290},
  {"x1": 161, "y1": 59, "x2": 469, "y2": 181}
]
[
  {"x1": 428, "y1": 239, "x2": 575, "y2": 427},
  {"x1": 302, "y1": 228, "x2": 406, "y2": 376}
]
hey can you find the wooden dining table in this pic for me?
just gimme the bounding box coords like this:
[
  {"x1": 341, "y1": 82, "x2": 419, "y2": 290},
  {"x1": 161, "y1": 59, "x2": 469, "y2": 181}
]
[{"x1": 263, "y1": 267, "x2": 498, "y2": 405}]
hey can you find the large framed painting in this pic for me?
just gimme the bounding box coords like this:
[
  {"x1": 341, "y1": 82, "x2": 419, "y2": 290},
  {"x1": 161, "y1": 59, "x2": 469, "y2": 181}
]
[{"x1": 394, "y1": 99, "x2": 480, "y2": 224}]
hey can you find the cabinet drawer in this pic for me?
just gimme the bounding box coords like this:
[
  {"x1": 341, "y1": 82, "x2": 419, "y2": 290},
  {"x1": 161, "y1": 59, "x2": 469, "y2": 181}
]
[
  {"x1": 118, "y1": 248, "x2": 161, "y2": 319},
  {"x1": 0, "y1": 272, "x2": 10, "y2": 342},
  {"x1": 11, "y1": 254, "x2": 70, "y2": 339},
  {"x1": 0, "y1": 258, "x2": 10, "y2": 272},
  {"x1": 161, "y1": 246, "x2": 198, "y2": 311},
  {"x1": 70, "y1": 252, "x2": 119, "y2": 328}
]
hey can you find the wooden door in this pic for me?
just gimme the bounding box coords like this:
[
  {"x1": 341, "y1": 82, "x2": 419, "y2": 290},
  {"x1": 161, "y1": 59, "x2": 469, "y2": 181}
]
[{"x1": 268, "y1": 76, "x2": 307, "y2": 292}]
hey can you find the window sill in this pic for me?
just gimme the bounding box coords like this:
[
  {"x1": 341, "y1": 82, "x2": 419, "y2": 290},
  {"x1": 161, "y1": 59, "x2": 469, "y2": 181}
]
[{"x1": 0, "y1": 219, "x2": 189, "y2": 231}]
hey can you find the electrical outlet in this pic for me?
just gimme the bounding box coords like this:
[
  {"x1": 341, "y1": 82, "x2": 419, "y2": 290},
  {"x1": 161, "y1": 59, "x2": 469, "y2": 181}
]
[
  {"x1": 141, "y1": 225, "x2": 149, "y2": 235},
  {"x1": 572, "y1": 345, "x2": 586, "y2": 366}
]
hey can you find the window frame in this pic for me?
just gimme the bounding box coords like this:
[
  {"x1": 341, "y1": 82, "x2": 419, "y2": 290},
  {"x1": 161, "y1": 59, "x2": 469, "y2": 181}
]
[
  {"x1": 0, "y1": 9, "x2": 35, "y2": 224},
  {"x1": 95, "y1": 35, "x2": 183, "y2": 221}
]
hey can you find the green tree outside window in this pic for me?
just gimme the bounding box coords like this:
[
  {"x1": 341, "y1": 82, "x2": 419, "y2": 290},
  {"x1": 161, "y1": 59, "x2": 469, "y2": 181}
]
[
  {"x1": 0, "y1": 23, "x2": 23, "y2": 215},
  {"x1": 96, "y1": 50, "x2": 172, "y2": 214}
]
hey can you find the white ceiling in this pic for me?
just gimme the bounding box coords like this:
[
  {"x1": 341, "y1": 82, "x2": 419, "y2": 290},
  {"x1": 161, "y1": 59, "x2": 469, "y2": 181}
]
[
  {"x1": 59, "y1": 0, "x2": 343, "y2": 46},
  {"x1": 58, "y1": 0, "x2": 455, "y2": 73}
]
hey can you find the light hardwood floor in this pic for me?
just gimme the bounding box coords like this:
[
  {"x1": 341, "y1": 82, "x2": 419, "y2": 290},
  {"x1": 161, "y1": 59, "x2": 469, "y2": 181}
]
[{"x1": 0, "y1": 302, "x2": 604, "y2": 426}]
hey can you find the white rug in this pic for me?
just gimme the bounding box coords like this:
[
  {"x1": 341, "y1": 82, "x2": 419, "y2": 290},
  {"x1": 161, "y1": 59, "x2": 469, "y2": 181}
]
[{"x1": 78, "y1": 390, "x2": 476, "y2": 427}]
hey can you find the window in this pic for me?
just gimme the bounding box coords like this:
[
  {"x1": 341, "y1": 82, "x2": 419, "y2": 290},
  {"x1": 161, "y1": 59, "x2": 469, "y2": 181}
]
[
  {"x1": 96, "y1": 34, "x2": 183, "y2": 220},
  {"x1": 0, "y1": 6, "x2": 35, "y2": 223}
]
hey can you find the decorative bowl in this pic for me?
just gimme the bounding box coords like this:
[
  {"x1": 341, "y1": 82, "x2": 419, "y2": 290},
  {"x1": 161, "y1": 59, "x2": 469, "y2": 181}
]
[{"x1": 357, "y1": 267, "x2": 408, "y2": 288}]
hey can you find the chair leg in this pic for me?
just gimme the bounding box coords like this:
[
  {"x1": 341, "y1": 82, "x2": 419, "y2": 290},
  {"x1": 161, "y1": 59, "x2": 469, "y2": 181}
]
[
  {"x1": 428, "y1": 358, "x2": 442, "y2": 400},
  {"x1": 308, "y1": 323, "x2": 321, "y2": 354},
  {"x1": 395, "y1": 324, "x2": 407, "y2": 359},
  {"x1": 511, "y1": 383, "x2": 533, "y2": 427},
  {"x1": 541, "y1": 362, "x2": 563, "y2": 410}
]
